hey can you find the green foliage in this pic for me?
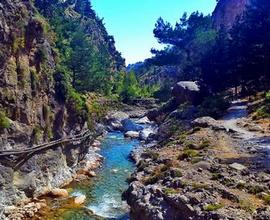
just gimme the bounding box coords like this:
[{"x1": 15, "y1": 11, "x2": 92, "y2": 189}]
[
  {"x1": 239, "y1": 200, "x2": 255, "y2": 213},
  {"x1": 144, "y1": 169, "x2": 166, "y2": 185},
  {"x1": 247, "y1": 185, "x2": 265, "y2": 195},
  {"x1": 254, "y1": 91, "x2": 270, "y2": 119},
  {"x1": 163, "y1": 188, "x2": 180, "y2": 196},
  {"x1": 204, "y1": 203, "x2": 223, "y2": 212},
  {"x1": 178, "y1": 149, "x2": 199, "y2": 160},
  {"x1": 0, "y1": 111, "x2": 10, "y2": 129},
  {"x1": 199, "y1": 95, "x2": 230, "y2": 119},
  {"x1": 262, "y1": 194, "x2": 270, "y2": 205},
  {"x1": 33, "y1": 126, "x2": 43, "y2": 143},
  {"x1": 141, "y1": 149, "x2": 159, "y2": 161}
]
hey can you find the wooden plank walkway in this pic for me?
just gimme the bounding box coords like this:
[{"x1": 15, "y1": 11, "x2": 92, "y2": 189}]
[{"x1": 0, "y1": 129, "x2": 99, "y2": 169}]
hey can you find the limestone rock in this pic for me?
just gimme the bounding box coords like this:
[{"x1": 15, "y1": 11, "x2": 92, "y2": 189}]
[
  {"x1": 49, "y1": 188, "x2": 69, "y2": 198},
  {"x1": 74, "y1": 195, "x2": 86, "y2": 205},
  {"x1": 229, "y1": 163, "x2": 247, "y2": 171},
  {"x1": 172, "y1": 81, "x2": 201, "y2": 105},
  {"x1": 192, "y1": 117, "x2": 226, "y2": 131},
  {"x1": 125, "y1": 131, "x2": 140, "y2": 138}
]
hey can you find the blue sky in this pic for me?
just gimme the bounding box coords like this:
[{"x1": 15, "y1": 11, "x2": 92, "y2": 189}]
[{"x1": 91, "y1": 0, "x2": 217, "y2": 64}]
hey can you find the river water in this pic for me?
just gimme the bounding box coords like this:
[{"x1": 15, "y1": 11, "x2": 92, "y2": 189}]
[{"x1": 44, "y1": 131, "x2": 140, "y2": 220}]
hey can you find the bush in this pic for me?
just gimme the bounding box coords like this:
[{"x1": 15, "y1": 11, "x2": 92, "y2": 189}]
[
  {"x1": 247, "y1": 185, "x2": 265, "y2": 194},
  {"x1": 262, "y1": 194, "x2": 270, "y2": 205},
  {"x1": 33, "y1": 126, "x2": 43, "y2": 143},
  {"x1": 0, "y1": 111, "x2": 10, "y2": 129},
  {"x1": 239, "y1": 200, "x2": 255, "y2": 213},
  {"x1": 211, "y1": 173, "x2": 223, "y2": 180},
  {"x1": 178, "y1": 149, "x2": 199, "y2": 160},
  {"x1": 253, "y1": 91, "x2": 270, "y2": 119},
  {"x1": 199, "y1": 95, "x2": 230, "y2": 119},
  {"x1": 204, "y1": 203, "x2": 223, "y2": 211},
  {"x1": 141, "y1": 150, "x2": 159, "y2": 161},
  {"x1": 163, "y1": 188, "x2": 180, "y2": 195}
]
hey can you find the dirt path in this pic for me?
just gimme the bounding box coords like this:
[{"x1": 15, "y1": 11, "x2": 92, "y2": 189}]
[{"x1": 221, "y1": 100, "x2": 270, "y2": 168}]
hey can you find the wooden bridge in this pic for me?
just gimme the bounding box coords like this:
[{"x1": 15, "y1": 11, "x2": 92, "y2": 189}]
[{"x1": 0, "y1": 130, "x2": 99, "y2": 170}]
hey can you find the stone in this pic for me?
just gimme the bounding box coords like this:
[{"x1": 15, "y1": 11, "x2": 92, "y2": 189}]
[
  {"x1": 136, "y1": 116, "x2": 151, "y2": 124},
  {"x1": 125, "y1": 131, "x2": 140, "y2": 138},
  {"x1": 192, "y1": 117, "x2": 226, "y2": 131},
  {"x1": 121, "y1": 119, "x2": 144, "y2": 132},
  {"x1": 74, "y1": 195, "x2": 86, "y2": 205},
  {"x1": 107, "y1": 111, "x2": 129, "y2": 122},
  {"x1": 139, "y1": 127, "x2": 156, "y2": 141},
  {"x1": 229, "y1": 163, "x2": 247, "y2": 171},
  {"x1": 172, "y1": 81, "x2": 201, "y2": 105}
]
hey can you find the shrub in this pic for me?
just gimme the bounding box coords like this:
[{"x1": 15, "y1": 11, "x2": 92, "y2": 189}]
[
  {"x1": 247, "y1": 185, "x2": 264, "y2": 194},
  {"x1": 262, "y1": 194, "x2": 270, "y2": 205},
  {"x1": 0, "y1": 111, "x2": 10, "y2": 129},
  {"x1": 33, "y1": 126, "x2": 43, "y2": 143},
  {"x1": 192, "y1": 183, "x2": 209, "y2": 190},
  {"x1": 199, "y1": 95, "x2": 230, "y2": 119},
  {"x1": 141, "y1": 150, "x2": 159, "y2": 161},
  {"x1": 211, "y1": 173, "x2": 223, "y2": 180},
  {"x1": 163, "y1": 188, "x2": 180, "y2": 196},
  {"x1": 204, "y1": 203, "x2": 223, "y2": 211},
  {"x1": 239, "y1": 200, "x2": 255, "y2": 213},
  {"x1": 200, "y1": 140, "x2": 211, "y2": 149},
  {"x1": 144, "y1": 170, "x2": 165, "y2": 185},
  {"x1": 253, "y1": 91, "x2": 270, "y2": 119},
  {"x1": 137, "y1": 160, "x2": 147, "y2": 172},
  {"x1": 178, "y1": 149, "x2": 199, "y2": 160}
]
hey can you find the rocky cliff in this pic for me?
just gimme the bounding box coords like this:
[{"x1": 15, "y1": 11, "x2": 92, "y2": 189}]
[
  {"x1": 212, "y1": 0, "x2": 251, "y2": 29},
  {"x1": 0, "y1": 0, "x2": 121, "y2": 214}
]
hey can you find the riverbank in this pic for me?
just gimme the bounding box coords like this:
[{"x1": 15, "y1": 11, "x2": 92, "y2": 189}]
[{"x1": 125, "y1": 100, "x2": 270, "y2": 219}]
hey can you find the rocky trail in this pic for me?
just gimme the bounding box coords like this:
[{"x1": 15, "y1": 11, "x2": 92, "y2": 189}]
[
  {"x1": 125, "y1": 99, "x2": 270, "y2": 220},
  {"x1": 221, "y1": 100, "x2": 270, "y2": 168}
]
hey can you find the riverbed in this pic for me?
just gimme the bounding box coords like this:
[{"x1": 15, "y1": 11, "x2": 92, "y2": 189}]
[{"x1": 43, "y1": 131, "x2": 140, "y2": 220}]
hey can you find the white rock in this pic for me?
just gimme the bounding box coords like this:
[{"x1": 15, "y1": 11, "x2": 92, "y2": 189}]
[
  {"x1": 229, "y1": 163, "x2": 247, "y2": 171},
  {"x1": 139, "y1": 127, "x2": 156, "y2": 140},
  {"x1": 136, "y1": 116, "x2": 151, "y2": 124},
  {"x1": 125, "y1": 131, "x2": 140, "y2": 138},
  {"x1": 74, "y1": 195, "x2": 86, "y2": 205}
]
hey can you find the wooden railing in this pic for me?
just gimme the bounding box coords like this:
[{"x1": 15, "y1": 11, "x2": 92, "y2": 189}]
[{"x1": 0, "y1": 130, "x2": 99, "y2": 170}]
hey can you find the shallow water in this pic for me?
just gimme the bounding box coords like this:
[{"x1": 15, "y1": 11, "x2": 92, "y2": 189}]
[{"x1": 45, "y1": 131, "x2": 140, "y2": 220}]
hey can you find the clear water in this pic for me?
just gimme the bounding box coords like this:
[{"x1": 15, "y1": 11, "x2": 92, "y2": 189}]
[{"x1": 48, "y1": 131, "x2": 140, "y2": 220}]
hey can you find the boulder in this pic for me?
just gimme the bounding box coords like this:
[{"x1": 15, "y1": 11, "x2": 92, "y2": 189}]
[
  {"x1": 139, "y1": 127, "x2": 156, "y2": 141},
  {"x1": 172, "y1": 81, "x2": 201, "y2": 105},
  {"x1": 49, "y1": 188, "x2": 69, "y2": 198},
  {"x1": 229, "y1": 163, "x2": 247, "y2": 171},
  {"x1": 192, "y1": 117, "x2": 226, "y2": 131},
  {"x1": 136, "y1": 116, "x2": 151, "y2": 124},
  {"x1": 74, "y1": 195, "x2": 86, "y2": 205},
  {"x1": 106, "y1": 111, "x2": 129, "y2": 130},
  {"x1": 121, "y1": 119, "x2": 144, "y2": 132},
  {"x1": 106, "y1": 111, "x2": 129, "y2": 122},
  {"x1": 125, "y1": 131, "x2": 140, "y2": 138}
]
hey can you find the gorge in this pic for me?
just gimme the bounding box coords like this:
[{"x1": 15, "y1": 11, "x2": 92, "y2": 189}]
[{"x1": 1, "y1": 0, "x2": 270, "y2": 220}]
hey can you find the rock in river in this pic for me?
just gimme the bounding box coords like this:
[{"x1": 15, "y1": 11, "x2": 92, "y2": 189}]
[
  {"x1": 121, "y1": 119, "x2": 144, "y2": 132},
  {"x1": 125, "y1": 131, "x2": 140, "y2": 138},
  {"x1": 74, "y1": 195, "x2": 86, "y2": 205}
]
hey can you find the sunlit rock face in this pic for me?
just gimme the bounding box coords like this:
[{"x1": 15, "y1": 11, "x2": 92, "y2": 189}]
[{"x1": 212, "y1": 0, "x2": 251, "y2": 29}]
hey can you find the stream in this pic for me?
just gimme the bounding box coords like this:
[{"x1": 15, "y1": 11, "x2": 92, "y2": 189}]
[{"x1": 43, "y1": 131, "x2": 140, "y2": 220}]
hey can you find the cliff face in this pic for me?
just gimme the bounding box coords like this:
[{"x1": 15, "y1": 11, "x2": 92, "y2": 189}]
[
  {"x1": 212, "y1": 0, "x2": 251, "y2": 29},
  {"x1": 0, "y1": 0, "x2": 120, "y2": 210}
]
